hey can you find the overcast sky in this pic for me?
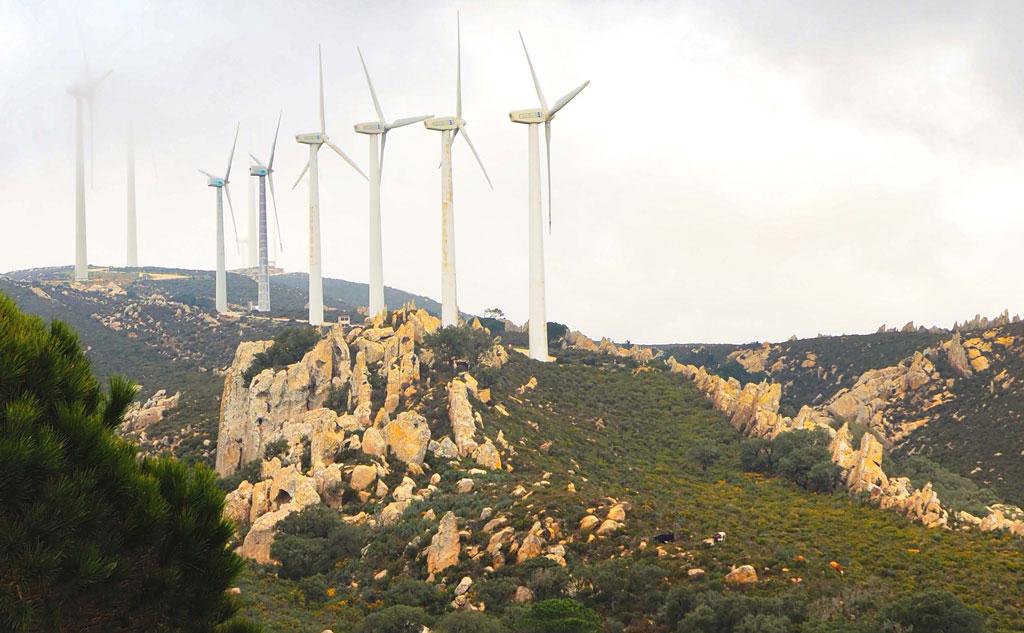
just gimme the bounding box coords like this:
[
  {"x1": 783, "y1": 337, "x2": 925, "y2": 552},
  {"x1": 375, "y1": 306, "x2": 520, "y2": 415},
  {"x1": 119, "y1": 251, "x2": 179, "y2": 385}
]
[{"x1": 3, "y1": 0, "x2": 1024, "y2": 344}]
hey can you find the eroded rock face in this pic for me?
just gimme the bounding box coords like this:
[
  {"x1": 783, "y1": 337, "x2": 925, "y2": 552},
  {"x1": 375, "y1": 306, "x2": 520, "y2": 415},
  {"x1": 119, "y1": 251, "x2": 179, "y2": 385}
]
[
  {"x1": 216, "y1": 328, "x2": 351, "y2": 477},
  {"x1": 426, "y1": 511, "x2": 461, "y2": 574},
  {"x1": 385, "y1": 411, "x2": 431, "y2": 466},
  {"x1": 944, "y1": 332, "x2": 973, "y2": 379},
  {"x1": 123, "y1": 389, "x2": 181, "y2": 431},
  {"x1": 474, "y1": 439, "x2": 502, "y2": 470},
  {"x1": 448, "y1": 379, "x2": 479, "y2": 457}
]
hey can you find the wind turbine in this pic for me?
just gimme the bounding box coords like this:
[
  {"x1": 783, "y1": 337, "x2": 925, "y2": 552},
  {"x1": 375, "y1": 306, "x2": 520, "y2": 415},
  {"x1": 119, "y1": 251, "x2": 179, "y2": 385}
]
[
  {"x1": 353, "y1": 48, "x2": 432, "y2": 319},
  {"x1": 66, "y1": 37, "x2": 112, "y2": 281},
  {"x1": 293, "y1": 46, "x2": 368, "y2": 326},
  {"x1": 423, "y1": 14, "x2": 493, "y2": 327},
  {"x1": 246, "y1": 157, "x2": 258, "y2": 268},
  {"x1": 199, "y1": 123, "x2": 240, "y2": 313},
  {"x1": 250, "y1": 114, "x2": 283, "y2": 313},
  {"x1": 509, "y1": 32, "x2": 589, "y2": 361},
  {"x1": 126, "y1": 126, "x2": 138, "y2": 267}
]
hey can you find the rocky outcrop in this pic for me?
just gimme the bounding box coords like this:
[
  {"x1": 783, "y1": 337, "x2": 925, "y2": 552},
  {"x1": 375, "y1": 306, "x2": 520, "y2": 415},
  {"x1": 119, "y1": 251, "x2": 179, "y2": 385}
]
[
  {"x1": 448, "y1": 379, "x2": 479, "y2": 457},
  {"x1": 563, "y1": 330, "x2": 659, "y2": 363},
  {"x1": 216, "y1": 340, "x2": 272, "y2": 476},
  {"x1": 725, "y1": 565, "x2": 758, "y2": 585},
  {"x1": 944, "y1": 332, "x2": 973, "y2": 379},
  {"x1": 123, "y1": 389, "x2": 181, "y2": 431},
  {"x1": 426, "y1": 511, "x2": 461, "y2": 575}
]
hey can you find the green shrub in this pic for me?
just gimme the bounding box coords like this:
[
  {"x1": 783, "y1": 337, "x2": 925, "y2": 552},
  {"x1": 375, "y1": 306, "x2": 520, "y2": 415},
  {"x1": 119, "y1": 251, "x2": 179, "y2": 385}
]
[
  {"x1": 263, "y1": 438, "x2": 288, "y2": 461},
  {"x1": 323, "y1": 382, "x2": 351, "y2": 414},
  {"x1": 270, "y1": 505, "x2": 365, "y2": 580},
  {"x1": 689, "y1": 439, "x2": 722, "y2": 472},
  {"x1": 516, "y1": 599, "x2": 601, "y2": 633},
  {"x1": 355, "y1": 605, "x2": 430, "y2": 633},
  {"x1": 382, "y1": 578, "x2": 447, "y2": 614},
  {"x1": 423, "y1": 325, "x2": 494, "y2": 372},
  {"x1": 435, "y1": 610, "x2": 509, "y2": 633},
  {"x1": 243, "y1": 326, "x2": 321, "y2": 384},
  {"x1": 217, "y1": 459, "x2": 263, "y2": 493},
  {"x1": 880, "y1": 590, "x2": 985, "y2": 633}
]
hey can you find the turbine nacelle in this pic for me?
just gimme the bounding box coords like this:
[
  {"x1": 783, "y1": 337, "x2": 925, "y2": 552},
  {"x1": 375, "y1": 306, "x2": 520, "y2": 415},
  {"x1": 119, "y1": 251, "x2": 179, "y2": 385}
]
[
  {"x1": 296, "y1": 132, "x2": 326, "y2": 145},
  {"x1": 206, "y1": 176, "x2": 226, "y2": 187},
  {"x1": 509, "y1": 109, "x2": 550, "y2": 124},
  {"x1": 250, "y1": 165, "x2": 270, "y2": 177},
  {"x1": 424, "y1": 117, "x2": 465, "y2": 131},
  {"x1": 354, "y1": 122, "x2": 384, "y2": 135}
]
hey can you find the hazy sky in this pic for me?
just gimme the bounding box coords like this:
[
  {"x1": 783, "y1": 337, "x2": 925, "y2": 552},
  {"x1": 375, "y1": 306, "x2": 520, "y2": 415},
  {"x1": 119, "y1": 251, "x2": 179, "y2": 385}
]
[{"x1": 3, "y1": 0, "x2": 1024, "y2": 344}]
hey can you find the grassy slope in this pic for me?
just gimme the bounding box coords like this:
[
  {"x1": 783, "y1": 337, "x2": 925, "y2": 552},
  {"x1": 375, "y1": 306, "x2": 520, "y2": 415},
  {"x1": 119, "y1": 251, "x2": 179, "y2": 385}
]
[{"x1": 235, "y1": 352, "x2": 1024, "y2": 632}]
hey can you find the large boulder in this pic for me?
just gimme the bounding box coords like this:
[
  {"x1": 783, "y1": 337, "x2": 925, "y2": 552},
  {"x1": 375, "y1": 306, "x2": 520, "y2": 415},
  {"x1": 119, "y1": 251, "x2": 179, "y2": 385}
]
[
  {"x1": 448, "y1": 379, "x2": 479, "y2": 457},
  {"x1": 385, "y1": 411, "x2": 431, "y2": 466},
  {"x1": 725, "y1": 565, "x2": 758, "y2": 585}
]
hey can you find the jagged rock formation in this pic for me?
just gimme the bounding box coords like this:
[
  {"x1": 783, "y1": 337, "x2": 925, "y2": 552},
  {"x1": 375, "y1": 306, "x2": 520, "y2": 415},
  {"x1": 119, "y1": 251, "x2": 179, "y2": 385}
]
[
  {"x1": 563, "y1": 330, "x2": 657, "y2": 363},
  {"x1": 122, "y1": 389, "x2": 180, "y2": 431},
  {"x1": 667, "y1": 339, "x2": 1024, "y2": 533}
]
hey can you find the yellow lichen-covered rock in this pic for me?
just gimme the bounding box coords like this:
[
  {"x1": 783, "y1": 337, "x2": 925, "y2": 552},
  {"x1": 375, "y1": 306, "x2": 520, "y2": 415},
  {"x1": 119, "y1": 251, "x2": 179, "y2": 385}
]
[
  {"x1": 426, "y1": 511, "x2": 461, "y2": 574},
  {"x1": 384, "y1": 411, "x2": 431, "y2": 465},
  {"x1": 579, "y1": 515, "x2": 601, "y2": 532},
  {"x1": 970, "y1": 355, "x2": 989, "y2": 371},
  {"x1": 517, "y1": 532, "x2": 545, "y2": 563},
  {"x1": 725, "y1": 565, "x2": 758, "y2": 585},
  {"x1": 474, "y1": 439, "x2": 502, "y2": 470}
]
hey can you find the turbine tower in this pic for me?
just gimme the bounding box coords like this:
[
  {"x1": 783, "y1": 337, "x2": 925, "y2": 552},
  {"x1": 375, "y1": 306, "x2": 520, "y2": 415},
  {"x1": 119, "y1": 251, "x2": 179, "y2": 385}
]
[
  {"x1": 66, "y1": 40, "x2": 111, "y2": 281},
  {"x1": 199, "y1": 123, "x2": 240, "y2": 313},
  {"x1": 423, "y1": 14, "x2": 493, "y2": 327},
  {"x1": 354, "y1": 48, "x2": 432, "y2": 319},
  {"x1": 126, "y1": 128, "x2": 138, "y2": 267},
  {"x1": 293, "y1": 46, "x2": 367, "y2": 326},
  {"x1": 509, "y1": 32, "x2": 589, "y2": 361},
  {"x1": 247, "y1": 160, "x2": 258, "y2": 268},
  {"x1": 250, "y1": 114, "x2": 283, "y2": 313}
]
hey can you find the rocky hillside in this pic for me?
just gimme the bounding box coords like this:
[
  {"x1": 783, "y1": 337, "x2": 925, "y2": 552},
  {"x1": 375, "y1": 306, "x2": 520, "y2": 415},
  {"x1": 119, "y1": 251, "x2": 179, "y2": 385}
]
[{"x1": 214, "y1": 316, "x2": 1024, "y2": 632}]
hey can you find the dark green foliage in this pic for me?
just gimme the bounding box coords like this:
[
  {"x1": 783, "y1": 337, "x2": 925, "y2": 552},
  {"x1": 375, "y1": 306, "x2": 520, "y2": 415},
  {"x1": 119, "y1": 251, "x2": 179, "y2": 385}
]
[
  {"x1": 659, "y1": 585, "x2": 696, "y2": 630},
  {"x1": 355, "y1": 605, "x2": 430, "y2": 633},
  {"x1": 323, "y1": 382, "x2": 351, "y2": 414},
  {"x1": 547, "y1": 321, "x2": 569, "y2": 343},
  {"x1": 263, "y1": 438, "x2": 288, "y2": 461},
  {"x1": 382, "y1": 579, "x2": 447, "y2": 614},
  {"x1": 880, "y1": 590, "x2": 986, "y2": 633},
  {"x1": 884, "y1": 455, "x2": 999, "y2": 516},
  {"x1": 733, "y1": 614, "x2": 793, "y2": 633},
  {"x1": 423, "y1": 325, "x2": 494, "y2": 371},
  {"x1": 716, "y1": 360, "x2": 768, "y2": 386},
  {"x1": 217, "y1": 459, "x2": 262, "y2": 493},
  {"x1": 434, "y1": 610, "x2": 509, "y2": 633},
  {"x1": 516, "y1": 599, "x2": 602, "y2": 633},
  {"x1": 269, "y1": 505, "x2": 365, "y2": 580},
  {"x1": 479, "y1": 317, "x2": 507, "y2": 334},
  {"x1": 0, "y1": 291, "x2": 251, "y2": 632},
  {"x1": 300, "y1": 435, "x2": 312, "y2": 472},
  {"x1": 242, "y1": 326, "x2": 321, "y2": 384},
  {"x1": 688, "y1": 439, "x2": 722, "y2": 472},
  {"x1": 740, "y1": 429, "x2": 841, "y2": 492}
]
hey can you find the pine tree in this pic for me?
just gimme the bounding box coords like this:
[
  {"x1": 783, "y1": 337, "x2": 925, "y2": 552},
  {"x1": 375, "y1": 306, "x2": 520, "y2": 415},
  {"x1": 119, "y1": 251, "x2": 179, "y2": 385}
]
[{"x1": 0, "y1": 292, "x2": 257, "y2": 632}]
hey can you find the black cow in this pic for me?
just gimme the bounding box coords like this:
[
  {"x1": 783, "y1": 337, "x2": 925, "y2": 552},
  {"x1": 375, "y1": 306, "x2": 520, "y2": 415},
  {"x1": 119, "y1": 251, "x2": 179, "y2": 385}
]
[{"x1": 654, "y1": 532, "x2": 676, "y2": 544}]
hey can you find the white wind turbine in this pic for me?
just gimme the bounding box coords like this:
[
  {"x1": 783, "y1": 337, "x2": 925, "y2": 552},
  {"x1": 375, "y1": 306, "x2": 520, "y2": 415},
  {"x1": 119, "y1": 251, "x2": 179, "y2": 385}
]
[
  {"x1": 354, "y1": 48, "x2": 432, "y2": 319},
  {"x1": 293, "y1": 47, "x2": 368, "y2": 326},
  {"x1": 199, "y1": 123, "x2": 241, "y2": 313},
  {"x1": 509, "y1": 32, "x2": 589, "y2": 361},
  {"x1": 244, "y1": 155, "x2": 258, "y2": 269},
  {"x1": 423, "y1": 14, "x2": 493, "y2": 327},
  {"x1": 126, "y1": 126, "x2": 138, "y2": 267},
  {"x1": 66, "y1": 38, "x2": 112, "y2": 282},
  {"x1": 250, "y1": 114, "x2": 284, "y2": 313}
]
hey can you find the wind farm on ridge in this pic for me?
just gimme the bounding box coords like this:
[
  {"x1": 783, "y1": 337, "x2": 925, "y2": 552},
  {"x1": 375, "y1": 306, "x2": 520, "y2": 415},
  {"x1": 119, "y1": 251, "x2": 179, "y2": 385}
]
[{"x1": 63, "y1": 15, "x2": 589, "y2": 362}]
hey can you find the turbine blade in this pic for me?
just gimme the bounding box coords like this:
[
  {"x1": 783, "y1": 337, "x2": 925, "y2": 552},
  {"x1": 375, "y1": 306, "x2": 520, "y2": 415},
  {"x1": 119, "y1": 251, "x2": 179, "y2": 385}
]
[
  {"x1": 198, "y1": 169, "x2": 216, "y2": 178},
  {"x1": 386, "y1": 114, "x2": 433, "y2": 129},
  {"x1": 318, "y1": 45, "x2": 326, "y2": 134},
  {"x1": 249, "y1": 152, "x2": 265, "y2": 168},
  {"x1": 379, "y1": 131, "x2": 387, "y2": 178},
  {"x1": 545, "y1": 120, "x2": 552, "y2": 233},
  {"x1": 357, "y1": 47, "x2": 385, "y2": 124},
  {"x1": 326, "y1": 140, "x2": 369, "y2": 180},
  {"x1": 268, "y1": 111, "x2": 281, "y2": 171},
  {"x1": 549, "y1": 80, "x2": 590, "y2": 117},
  {"x1": 225, "y1": 183, "x2": 241, "y2": 254},
  {"x1": 225, "y1": 121, "x2": 239, "y2": 182},
  {"x1": 269, "y1": 173, "x2": 283, "y2": 252},
  {"x1": 457, "y1": 12, "x2": 462, "y2": 118},
  {"x1": 519, "y1": 31, "x2": 547, "y2": 110},
  {"x1": 292, "y1": 160, "x2": 310, "y2": 191},
  {"x1": 77, "y1": 19, "x2": 91, "y2": 74},
  {"x1": 457, "y1": 122, "x2": 492, "y2": 190}
]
